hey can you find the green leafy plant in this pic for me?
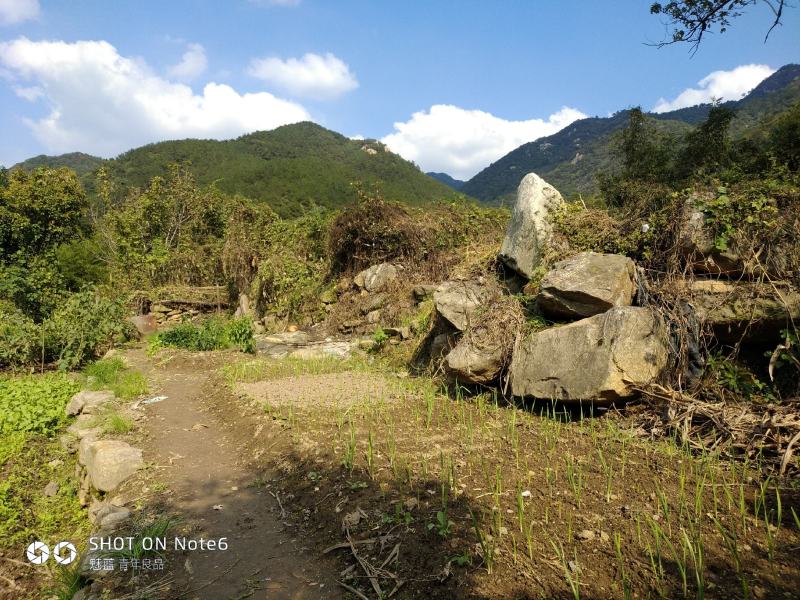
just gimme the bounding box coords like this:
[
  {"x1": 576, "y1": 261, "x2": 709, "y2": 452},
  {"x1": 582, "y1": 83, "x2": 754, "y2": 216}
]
[
  {"x1": 428, "y1": 509, "x2": 454, "y2": 538},
  {"x1": 153, "y1": 316, "x2": 255, "y2": 354},
  {"x1": 0, "y1": 374, "x2": 79, "y2": 434}
]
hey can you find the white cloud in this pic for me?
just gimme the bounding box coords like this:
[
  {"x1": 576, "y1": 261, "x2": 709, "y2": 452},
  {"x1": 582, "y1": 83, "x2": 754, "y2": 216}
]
[
  {"x1": 381, "y1": 105, "x2": 586, "y2": 180},
  {"x1": 167, "y1": 42, "x2": 207, "y2": 81},
  {"x1": 0, "y1": 0, "x2": 39, "y2": 25},
  {"x1": 0, "y1": 37, "x2": 310, "y2": 157},
  {"x1": 653, "y1": 64, "x2": 775, "y2": 113},
  {"x1": 248, "y1": 52, "x2": 358, "y2": 100}
]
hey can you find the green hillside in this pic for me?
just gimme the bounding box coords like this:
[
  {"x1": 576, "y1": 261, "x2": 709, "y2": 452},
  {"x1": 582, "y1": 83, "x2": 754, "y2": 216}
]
[
  {"x1": 462, "y1": 64, "x2": 800, "y2": 204},
  {"x1": 12, "y1": 122, "x2": 461, "y2": 218},
  {"x1": 12, "y1": 152, "x2": 104, "y2": 178},
  {"x1": 103, "y1": 123, "x2": 459, "y2": 217}
]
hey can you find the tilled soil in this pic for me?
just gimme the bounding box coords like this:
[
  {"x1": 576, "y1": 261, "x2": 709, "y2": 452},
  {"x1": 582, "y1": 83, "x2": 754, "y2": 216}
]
[{"x1": 94, "y1": 348, "x2": 800, "y2": 600}]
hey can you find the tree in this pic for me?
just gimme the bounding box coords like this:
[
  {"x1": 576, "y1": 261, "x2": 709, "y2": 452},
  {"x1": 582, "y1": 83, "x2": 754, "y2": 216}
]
[
  {"x1": 650, "y1": 1, "x2": 789, "y2": 52},
  {"x1": 677, "y1": 104, "x2": 737, "y2": 177},
  {"x1": 770, "y1": 102, "x2": 800, "y2": 171},
  {"x1": 619, "y1": 108, "x2": 672, "y2": 182},
  {"x1": 0, "y1": 167, "x2": 87, "y2": 258}
]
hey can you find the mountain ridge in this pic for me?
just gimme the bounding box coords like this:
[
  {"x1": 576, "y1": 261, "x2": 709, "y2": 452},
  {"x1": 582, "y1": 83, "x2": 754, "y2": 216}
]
[
  {"x1": 461, "y1": 63, "x2": 800, "y2": 204},
  {"x1": 11, "y1": 122, "x2": 462, "y2": 218}
]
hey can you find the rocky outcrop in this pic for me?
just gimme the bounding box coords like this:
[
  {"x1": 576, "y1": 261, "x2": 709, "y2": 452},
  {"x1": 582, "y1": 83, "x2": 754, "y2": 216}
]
[
  {"x1": 509, "y1": 307, "x2": 668, "y2": 403},
  {"x1": 537, "y1": 252, "x2": 636, "y2": 319},
  {"x1": 445, "y1": 336, "x2": 504, "y2": 384},
  {"x1": 684, "y1": 279, "x2": 800, "y2": 343},
  {"x1": 79, "y1": 440, "x2": 143, "y2": 493},
  {"x1": 498, "y1": 173, "x2": 564, "y2": 279},
  {"x1": 433, "y1": 281, "x2": 493, "y2": 331},
  {"x1": 354, "y1": 263, "x2": 398, "y2": 293}
]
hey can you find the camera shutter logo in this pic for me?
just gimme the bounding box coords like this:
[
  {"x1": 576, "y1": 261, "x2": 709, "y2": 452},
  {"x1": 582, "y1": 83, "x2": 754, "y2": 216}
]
[
  {"x1": 26, "y1": 541, "x2": 50, "y2": 565},
  {"x1": 25, "y1": 541, "x2": 78, "y2": 565},
  {"x1": 54, "y1": 541, "x2": 78, "y2": 565}
]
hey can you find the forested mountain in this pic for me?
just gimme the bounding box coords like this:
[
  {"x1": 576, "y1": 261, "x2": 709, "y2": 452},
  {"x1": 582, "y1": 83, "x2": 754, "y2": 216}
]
[
  {"x1": 426, "y1": 172, "x2": 465, "y2": 190},
  {"x1": 13, "y1": 152, "x2": 103, "y2": 178},
  {"x1": 12, "y1": 122, "x2": 460, "y2": 218},
  {"x1": 461, "y1": 64, "x2": 800, "y2": 204}
]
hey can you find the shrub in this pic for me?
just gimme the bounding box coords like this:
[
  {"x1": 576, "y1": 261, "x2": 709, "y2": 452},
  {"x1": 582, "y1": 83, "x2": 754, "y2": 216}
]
[
  {"x1": 0, "y1": 304, "x2": 40, "y2": 369},
  {"x1": 44, "y1": 289, "x2": 132, "y2": 370},
  {"x1": 153, "y1": 316, "x2": 255, "y2": 353},
  {"x1": 328, "y1": 186, "x2": 425, "y2": 273},
  {"x1": 0, "y1": 374, "x2": 79, "y2": 434}
]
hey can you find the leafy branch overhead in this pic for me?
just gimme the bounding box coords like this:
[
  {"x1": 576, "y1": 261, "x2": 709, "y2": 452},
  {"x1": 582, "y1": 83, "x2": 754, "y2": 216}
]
[{"x1": 650, "y1": 0, "x2": 788, "y2": 52}]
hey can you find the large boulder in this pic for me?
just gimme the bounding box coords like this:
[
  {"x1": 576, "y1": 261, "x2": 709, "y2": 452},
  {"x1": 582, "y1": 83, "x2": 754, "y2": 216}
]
[
  {"x1": 80, "y1": 440, "x2": 143, "y2": 493},
  {"x1": 433, "y1": 281, "x2": 493, "y2": 331},
  {"x1": 509, "y1": 307, "x2": 669, "y2": 403},
  {"x1": 354, "y1": 263, "x2": 398, "y2": 293},
  {"x1": 445, "y1": 337, "x2": 504, "y2": 384},
  {"x1": 499, "y1": 173, "x2": 564, "y2": 279},
  {"x1": 684, "y1": 279, "x2": 800, "y2": 344},
  {"x1": 537, "y1": 252, "x2": 636, "y2": 319}
]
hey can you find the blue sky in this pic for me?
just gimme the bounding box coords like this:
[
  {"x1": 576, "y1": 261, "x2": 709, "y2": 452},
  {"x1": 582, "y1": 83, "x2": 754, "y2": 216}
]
[{"x1": 0, "y1": 0, "x2": 798, "y2": 178}]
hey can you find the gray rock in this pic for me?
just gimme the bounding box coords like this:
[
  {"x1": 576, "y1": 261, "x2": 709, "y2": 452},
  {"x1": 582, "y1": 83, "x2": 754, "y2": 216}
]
[
  {"x1": 678, "y1": 200, "x2": 745, "y2": 276},
  {"x1": 683, "y1": 279, "x2": 800, "y2": 343},
  {"x1": 234, "y1": 292, "x2": 253, "y2": 318},
  {"x1": 43, "y1": 481, "x2": 59, "y2": 497},
  {"x1": 66, "y1": 390, "x2": 115, "y2": 417},
  {"x1": 81, "y1": 440, "x2": 143, "y2": 493},
  {"x1": 67, "y1": 414, "x2": 101, "y2": 439},
  {"x1": 537, "y1": 252, "x2": 636, "y2": 319},
  {"x1": 509, "y1": 307, "x2": 669, "y2": 403},
  {"x1": 499, "y1": 173, "x2": 564, "y2": 278},
  {"x1": 433, "y1": 281, "x2": 494, "y2": 331},
  {"x1": 366, "y1": 309, "x2": 382, "y2": 324},
  {"x1": 362, "y1": 292, "x2": 388, "y2": 314},
  {"x1": 260, "y1": 331, "x2": 310, "y2": 345},
  {"x1": 288, "y1": 342, "x2": 354, "y2": 360},
  {"x1": 89, "y1": 500, "x2": 131, "y2": 528},
  {"x1": 429, "y1": 333, "x2": 456, "y2": 361},
  {"x1": 412, "y1": 284, "x2": 439, "y2": 302},
  {"x1": 99, "y1": 508, "x2": 131, "y2": 529},
  {"x1": 358, "y1": 337, "x2": 379, "y2": 351},
  {"x1": 445, "y1": 336, "x2": 504, "y2": 384},
  {"x1": 354, "y1": 263, "x2": 398, "y2": 292}
]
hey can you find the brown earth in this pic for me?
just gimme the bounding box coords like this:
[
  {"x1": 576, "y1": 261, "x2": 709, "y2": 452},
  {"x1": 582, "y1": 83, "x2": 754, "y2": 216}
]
[{"x1": 84, "y1": 347, "x2": 800, "y2": 600}]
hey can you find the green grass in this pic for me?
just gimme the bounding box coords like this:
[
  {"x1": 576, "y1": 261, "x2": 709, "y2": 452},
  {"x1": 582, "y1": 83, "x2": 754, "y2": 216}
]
[
  {"x1": 0, "y1": 433, "x2": 90, "y2": 550},
  {"x1": 103, "y1": 411, "x2": 134, "y2": 434},
  {"x1": 84, "y1": 357, "x2": 147, "y2": 400}
]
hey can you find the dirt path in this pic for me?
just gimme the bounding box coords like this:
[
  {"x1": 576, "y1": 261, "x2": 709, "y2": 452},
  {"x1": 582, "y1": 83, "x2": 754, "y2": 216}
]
[{"x1": 128, "y1": 350, "x2": 343, "y2": 600}]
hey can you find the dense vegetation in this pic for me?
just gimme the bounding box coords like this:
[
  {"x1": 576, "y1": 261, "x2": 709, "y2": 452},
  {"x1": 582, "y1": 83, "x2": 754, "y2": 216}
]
[{"x1": 462, "y1": 64, "x2": 800, "y2": 204}]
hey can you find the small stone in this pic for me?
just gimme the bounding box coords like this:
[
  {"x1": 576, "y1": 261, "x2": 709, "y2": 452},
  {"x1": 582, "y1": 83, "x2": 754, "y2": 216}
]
[
  {"x1": 43, "y1": 481, "x2": 59, "y2": 497},
  {"x1": 576, "y1": 530, "x2": 595, "y2": 541}
]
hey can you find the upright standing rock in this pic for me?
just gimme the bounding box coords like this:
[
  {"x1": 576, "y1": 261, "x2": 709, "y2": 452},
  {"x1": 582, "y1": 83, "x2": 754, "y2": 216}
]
[{"x1": 499, "y1": 173, "x2": 564, "y2": 279}]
